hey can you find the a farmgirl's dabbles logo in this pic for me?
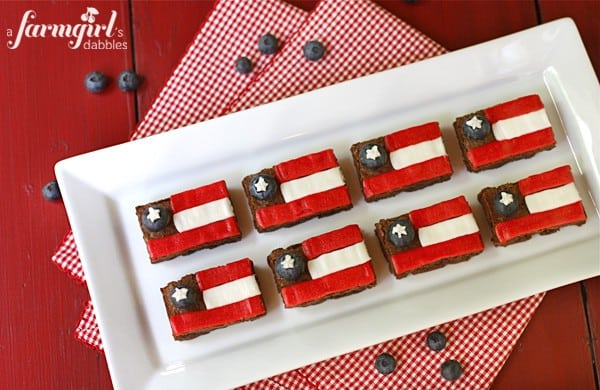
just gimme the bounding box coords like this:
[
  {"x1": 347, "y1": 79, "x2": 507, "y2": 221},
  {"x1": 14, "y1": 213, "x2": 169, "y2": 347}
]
[{"x1": 6, "y1": 7, "x2": 127, "y2": 50}]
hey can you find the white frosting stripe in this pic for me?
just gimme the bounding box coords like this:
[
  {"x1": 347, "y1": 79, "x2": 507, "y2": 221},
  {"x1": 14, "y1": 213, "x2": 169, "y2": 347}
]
[
  {"x1": 307, "y1": 241, "x2": 371, "y2": 280},
  {"x1": 280, "y1": 167, "x2": 345, "y2": 203},
  {"x1": 492, "y1": 109, "x2": 551, "y2": 141},
  {"x1": 202, "y1": 275, "x2": 261, "y2": 310},
  {"x1": 418, "y1": 213, "x2": 479, "y2": 247},
  {"x1": 389, "y1": 137, "x2": 446, "y2": 171},
  {"x1": 524, "y1": 183, "x2": 581, "y2": 214},
  {"x1": 173, "y1": 197, "x2": 234, "y2": 232}
]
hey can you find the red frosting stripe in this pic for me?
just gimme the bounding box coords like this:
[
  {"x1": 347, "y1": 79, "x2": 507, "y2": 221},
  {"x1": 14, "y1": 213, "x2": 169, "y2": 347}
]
[
  {"x1": 146, "y1": 217, "x2": 240, "y2": 260},
  {"x1": 301, "y1": 224, "x2": 363, "y2": 260},
  {"x1": 391, "y1": 232, "x2": 484, "y2": 275},
  {"x1": 169, "y1": 295, "x2": 266, "y2": 337},
  {"x1": 280, "y1": 262, "x2": 375, "y2": 308},
  {"x1": 196, "y1": 258, "x2": 253, "y2": 291},
  {"x1": 494, "y1": 202, "x2": 586, "y2": 244},
  {"x1": 274, "y1": 149, "x2": 339, "y2": 183},
  {"x1": 362, "y1": 156, "x2": 452, "y2": 199},
  {"x1": 384, "y1": 122, "x2": 442, "y2": 152},
  {"x1": 409, "y1": 196, "x2": 471, "y2": 229},
  {"x1": 466, "y1": 128, "x2": 555, "y2": 169},
  {"x1": 483, "y1": 94, "x2": 545, "y2": 124},
  {"x1": 518, "y1": 165, "x2": 574, "y2": 196},
  {"x1": 256, "y1": 186, "x2": 351, "y2": 230},
  {"x1": 170, "y1": 180, "x2": 230, "y2": 213}
]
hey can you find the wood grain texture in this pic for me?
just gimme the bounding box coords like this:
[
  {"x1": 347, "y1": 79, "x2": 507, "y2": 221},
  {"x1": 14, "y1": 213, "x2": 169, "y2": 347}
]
[{"x1": 0, "y1": 1, "x2": 598, "y2": 389}]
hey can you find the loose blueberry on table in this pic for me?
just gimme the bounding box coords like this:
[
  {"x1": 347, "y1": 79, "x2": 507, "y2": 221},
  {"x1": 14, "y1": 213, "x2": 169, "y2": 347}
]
[
  {"x1": 235, "y1": 56, "x2": 253, "y2": 74},
  {"x1": 258, "y1": 33, "x2": 278, "y2": 55},
  {"x1": 303, "y1": 40, "x2": 325, "y2": 61},
  {"x1": 374, "y1": 353, "x2": 397, "y2": 375},
  {"x1": 117, "y1": 70, "x2": 141, "y2": 92},
  {"x1": 84, "y1": 71, "x2": 108, "y2": 93},
  {"x1": 426, "y1": 330, "x2": 447, "y2": 351},
  {"x1": 42, "y1": 180, "x2": 61, "y2": 201},
  {"x1": 441, "y1": 359, "x2": 463, "y2": 381}
]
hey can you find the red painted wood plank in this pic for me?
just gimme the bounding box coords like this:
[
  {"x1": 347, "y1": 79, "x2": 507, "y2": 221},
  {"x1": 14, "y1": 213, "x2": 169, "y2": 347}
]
[
  {"x1": 492, "y1": 283, "x2": 597, "y2": 389},
  {"x1": 584, "y1": 277, "x2": 600, "y2": 380}
]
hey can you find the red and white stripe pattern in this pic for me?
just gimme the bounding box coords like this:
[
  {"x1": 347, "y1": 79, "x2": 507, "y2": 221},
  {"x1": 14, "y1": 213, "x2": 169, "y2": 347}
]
[
  {"x1": 280, "y1": 225, "x2": 376, "y2": 308},
  {"x1": 169, "y1": 258, "x2": 265, "y2": 337},
  {"x1": 466, "y1": 95, "x2": 555, "y2": 169},
  {"x1": 494, "y1": 166, "x2": 587, "y2": 244},
  {"x1": 391, "y1": 196, "x2": 484, "y2": 276},
  {"x1": 145, "y1": 180, "x2": 240, "y2": 261},
  {"x1": 255, "y1": 149, "x2": 352, "y2": 230},
  {"x1": 362, "y1": 122, "x2": 453, "y2": 199}
]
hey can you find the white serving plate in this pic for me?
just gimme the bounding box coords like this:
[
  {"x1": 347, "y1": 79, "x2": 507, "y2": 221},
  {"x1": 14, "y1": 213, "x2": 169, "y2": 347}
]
[{"x1": 56, "y1": 19, "x2": 600, "y2": 390}]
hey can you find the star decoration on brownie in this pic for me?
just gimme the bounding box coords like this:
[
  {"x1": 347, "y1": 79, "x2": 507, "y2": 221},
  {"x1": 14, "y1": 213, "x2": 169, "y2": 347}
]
[
  {"x1": 146, "y1": 207, "x2": 161, "y2": 223},
  {"x1": 499, "y1": 191, "x2": 514, "y2": 206},
  {"x1": 254, "y1": 176, "x2": 269, "y2": 193},
  {"x1": 281, "y1": 254, "x2": 295, "y2": 269},
  {"x1": 171, "y1": 287, "x2": 189, "y2": 302},
  {"x1": 365, "y1": 145, "x2": 382, "y2": 160},
  {"x1": 466, "y1": 116, "x2": 483, "y2": 130},
  {"x1": 392, "y1": 223, "x2": 408, "y2": 237}
]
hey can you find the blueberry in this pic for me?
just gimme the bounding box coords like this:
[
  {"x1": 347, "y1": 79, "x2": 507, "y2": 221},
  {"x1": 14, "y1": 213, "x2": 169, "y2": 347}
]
[
  {"x1": 441, "y1": 360, "x2": 462, "y2": 381},
  {"x1": 462, "y1": 115, "x2": 491, "y2": 140},
  {"x1": 249, "y1": 174, "x2": 278, "y2": 200},
  {"x1": 493, "y1": 190, "x2": 518, "y2": 217},
  {"x1": 42, "y1": 180, "x2": 61, "y2": 201},
  {"x1": 359, "y1": 143, "x2": 387, "y2": 169},
  {"x1": 426, "y1": 331, "x2": 447, "y2": 351},
  {"x1": 258, "y1": 33, "x2": 278, "y2": 55},
  {"x1": 117, "y1": 70, "x2": 141, "y2": 92},
  {"x1": 170, "y1": 285, "x2": 194, "y2": 309},
  {"x1": 84, "y1": 71, "x2": 108, "y2": 93},
  {"x1": 275, "y1": 252, "x2": 306, "y2": 281},
  {"x1": 374, "y1": 353, "x2": 396, "y2": 375},
  {"x1": 387, "y1": 219, "x2": 415, "y2": 247},
  {"x1": 303, "y1": 40, "x2": 325, "y2": 61},
  {"x1": 142, "y1": 205, "x2": 171, "y2": 232},
  {"x1": 235, "y1": 56, "x2": 253, "y2": 74}
]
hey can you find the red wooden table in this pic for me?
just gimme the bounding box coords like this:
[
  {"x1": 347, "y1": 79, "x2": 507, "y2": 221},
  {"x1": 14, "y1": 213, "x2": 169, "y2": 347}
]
[{"x1": 1, "y1": 1, "x2": 598, "y2": 389}]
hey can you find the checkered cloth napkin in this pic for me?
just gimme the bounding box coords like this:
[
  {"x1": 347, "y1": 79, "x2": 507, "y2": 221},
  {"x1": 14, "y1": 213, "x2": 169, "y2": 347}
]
[{"x1": 53, "y1": 0, "x2": 545, "y2": 387}]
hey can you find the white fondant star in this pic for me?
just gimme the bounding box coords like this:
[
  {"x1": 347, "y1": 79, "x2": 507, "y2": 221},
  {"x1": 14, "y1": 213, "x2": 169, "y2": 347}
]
[
  {"x1": 365, "y1": 145, "x2": 381, "y2": 160},
  {"x1": 466, "y1": 116, "x2": 483, "y2": 130},
  {"x1": 281, "y1": 254, "x2": 295, "y2": 269},
  {"x1": 392, "y1": 223, "x2": 408, "y2": 237},
  {"x1": 499, "y1": 191, "x2": 514, "y2": 206},
  {"x1": 171, "y1": 287, "x2": 189, "y2": 302},
  {"x1": 254, "y1": 176, "x2": 269, "y2": 193},
  {"x1": 146, "y1": 207, "x2": 161, "y2": 223}
]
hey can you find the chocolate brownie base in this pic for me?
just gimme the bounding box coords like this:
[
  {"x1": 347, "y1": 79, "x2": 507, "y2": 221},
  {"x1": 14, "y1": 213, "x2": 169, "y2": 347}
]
[
  {"x1": 242, "y1": 169, "x2": 352, "y2": 233},
  {"x1": 478, "y1": 185, "x2": 586, "y2": 247},
  {"x1": 267, "y1": 245, "x2": 376, "y2": 308},
  {"x1": 453, "y1": 111, "x2": 555, "y2": 172},
  {"x1": 161, "y1": 268, "x2": 266, "y2": 340},
  {"x1": 350, "y1": 139, "x2": 452, "y2": 202},
  {"x1": 374, "y1": 215, "x2": 483, "y2": 279},
  {"x1": 136, "y1": 200, "x2": 242, "y2": 264}
]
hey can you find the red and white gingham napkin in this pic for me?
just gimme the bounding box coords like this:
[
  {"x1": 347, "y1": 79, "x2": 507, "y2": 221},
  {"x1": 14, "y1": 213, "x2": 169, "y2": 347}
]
[{"x1": 55, "y1": 0, "x2": 545, "y2": 387}]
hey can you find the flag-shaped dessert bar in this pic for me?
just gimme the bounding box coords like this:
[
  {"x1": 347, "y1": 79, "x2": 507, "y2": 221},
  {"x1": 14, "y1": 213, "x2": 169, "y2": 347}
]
[
  {"x1": 375, "y1": 196, "x2": 484, "y2": 278},
  {"x1": 453, "y1": 94, "x2": 556, "y2": 172},
  {"x1": 350, "y1": 122, "x2": 453, "y2": 202},
  {"x1": 242, "y1": 149, "x2": 352, "y2": 232},
  {"x1": 161, "y1": 258, "x2": 266, "y2": 340},
  {"x1": 267, "y1": 224, "x2": 376, "y2": 308},
  {"x1": 136, "y1": 180, "x2": 241, "y2": 263},
  {"x1": 478, "y1": 165, "x2": 587, "y2": 246}
]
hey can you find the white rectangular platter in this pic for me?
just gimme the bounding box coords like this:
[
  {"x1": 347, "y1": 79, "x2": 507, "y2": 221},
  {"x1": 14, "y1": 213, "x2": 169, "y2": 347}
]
[{"x1": 56, "y1": 19, "x2": 600, "y2": 389}]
